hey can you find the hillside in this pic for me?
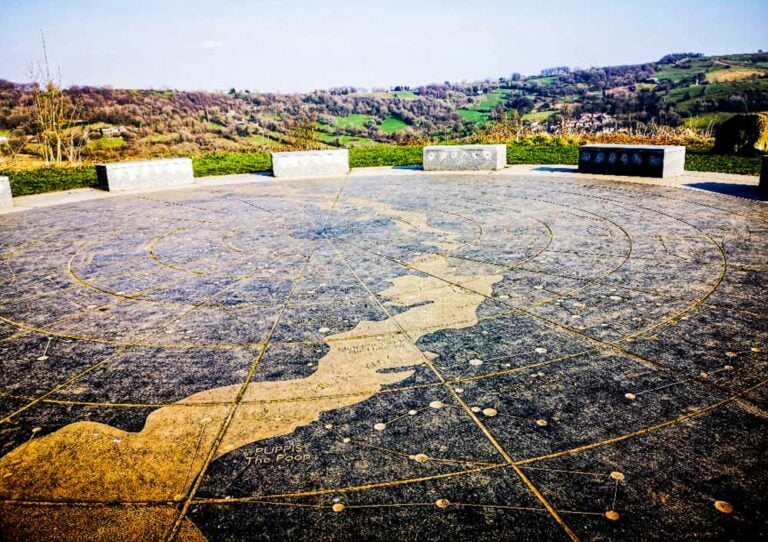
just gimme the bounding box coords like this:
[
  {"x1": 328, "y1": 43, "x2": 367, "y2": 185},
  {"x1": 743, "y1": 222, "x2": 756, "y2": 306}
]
[{"x1": 1, "y1": 51, "x2": 767, "y2": 165}]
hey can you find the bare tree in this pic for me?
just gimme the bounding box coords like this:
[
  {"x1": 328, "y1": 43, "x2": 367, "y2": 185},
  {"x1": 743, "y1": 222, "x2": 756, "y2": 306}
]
[
  {"x1": 476, "y1": 110, "x2": 522, "y2": 142},
  {"x1": 558, "y1": 104, "x2": 579, "y2": 136},
  {"x1": 29, "y1": 31, "x2": 87, "y2": 166},
  {"x1": 287, "y1": 110, "x2": 319, "y2": 150},
  {"x1": 0, "y1": 136, "x2": 26, "y2": 168}
]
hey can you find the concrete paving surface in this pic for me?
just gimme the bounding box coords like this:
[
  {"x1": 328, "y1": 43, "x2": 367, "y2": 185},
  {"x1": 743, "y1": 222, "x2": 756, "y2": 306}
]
[{"x1": 0, "y1": 167, "x2": 766, "y2": 541}]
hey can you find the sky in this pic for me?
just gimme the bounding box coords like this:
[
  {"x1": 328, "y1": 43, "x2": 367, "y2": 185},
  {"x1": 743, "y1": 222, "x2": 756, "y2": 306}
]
[{"x1": 0, "y1": 0, "x2": 766, "y2": 93}]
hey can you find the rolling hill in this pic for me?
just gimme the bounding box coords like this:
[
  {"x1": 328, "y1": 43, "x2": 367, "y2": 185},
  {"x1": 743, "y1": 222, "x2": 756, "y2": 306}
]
[{"x1": 0, "y1": 51, "x2": 766, "y2": 163}]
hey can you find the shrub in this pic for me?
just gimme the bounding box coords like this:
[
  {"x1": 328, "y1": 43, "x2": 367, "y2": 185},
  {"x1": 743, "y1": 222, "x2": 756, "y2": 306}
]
[
  {"x1": 714, "y1": 113, "x2": 768, "y2": 155},
  {"x1": 2, "y1": 142, "x2": 761, "y2": 198},
  {"x1": 2, "y1": 166, "x2": 98, "y2": 196}
]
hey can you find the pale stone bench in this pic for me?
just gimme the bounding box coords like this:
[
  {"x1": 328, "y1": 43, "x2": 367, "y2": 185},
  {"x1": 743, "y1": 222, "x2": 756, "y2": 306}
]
[
  {"x1": 0, "y1": 176, "x2": 11, "y2": 208},
  {"x1": 96, "y1": 158, "x2": 194, "y2": 192},
  {"x1": 423, "y1": 144, "x2": 506, "y2": 171},
  {"x1": 271, "y1": 149, "x2": 349, "y2": 179},
  {"x1": 578, "y1": 144, "x2": 685, "y2": 178}
]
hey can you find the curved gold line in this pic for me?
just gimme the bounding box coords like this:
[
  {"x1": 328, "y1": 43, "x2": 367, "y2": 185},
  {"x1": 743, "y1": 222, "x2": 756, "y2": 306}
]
[
  {"x1": 4, "y1": 377, "x2": 765, "y2": 508},
  {"x1": 516, "y1": 377, "x2": 768, "y2": 466}
]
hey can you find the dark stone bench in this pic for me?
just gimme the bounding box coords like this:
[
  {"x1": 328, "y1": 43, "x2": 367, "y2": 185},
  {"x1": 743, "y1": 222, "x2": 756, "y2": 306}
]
[
  {"x1": 578, "y1": 144, "x2": 685, "y2": 178},
  {"x1": 760, "y1": 155, "x2": 767, "y2": 196}
]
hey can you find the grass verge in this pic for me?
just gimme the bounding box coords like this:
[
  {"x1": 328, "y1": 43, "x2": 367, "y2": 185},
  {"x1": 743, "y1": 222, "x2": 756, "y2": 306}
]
[
  {"x1": 685, "y1": 149, "x2": 762, "y2": 176},
  {"x1": 192, "y1": 152, "x2": 271, "y2": 177},
  {"x1": 2, "y1": 166, "x2": 98, "y2": 197},
  {"x1": 1, "y1": 144, "x2": 761, "y2": 197}
]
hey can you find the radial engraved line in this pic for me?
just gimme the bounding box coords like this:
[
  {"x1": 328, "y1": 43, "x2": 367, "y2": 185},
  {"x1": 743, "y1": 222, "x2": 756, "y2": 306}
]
[
  {"x1": 361, "y1": 192, "x2": 768, "y2": 416},
  {"x1": 319, "y1": 231, "x2": 580, "y2": 541},
  {"x1": 165, "y1": 177, "x2": 350, "y2": 541},
  {"x1": 0, "y1": 228, "x2": 287, "y2": 424}
]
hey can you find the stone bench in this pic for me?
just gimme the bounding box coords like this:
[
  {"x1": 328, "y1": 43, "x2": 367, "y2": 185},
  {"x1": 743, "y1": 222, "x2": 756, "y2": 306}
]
[
  {"x1": 96, "y1": 158, "x2": 194, "y2": 192},
  {"x1": 271, "y1": 149, "x2": 349, "y2": 179},
  {"x1": 578, "y1": 144, "x2": 685, "y2": 178},
  {"x1": 423, "y1": 144, "x2": 506, "y2": 171},
  {"x1": 760, "y1": 155, "x2": 767, "y2": 196},
  {"x1": 0, "y1": 176, "x2": 11, "y2": 208}
]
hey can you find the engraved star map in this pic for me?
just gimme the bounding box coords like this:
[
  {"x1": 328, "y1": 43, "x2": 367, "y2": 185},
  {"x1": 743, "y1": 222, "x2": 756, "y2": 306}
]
[{"x1": 0, "y1": 172, "x2": 766, "y2": 541}]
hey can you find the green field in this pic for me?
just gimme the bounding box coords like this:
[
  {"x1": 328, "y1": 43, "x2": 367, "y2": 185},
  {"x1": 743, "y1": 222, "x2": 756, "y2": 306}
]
[
  {"x1": 391, "y1": 90, "x2": 418, "y2": 99},
  {"x1": 335, "y1": 114, "x2": 374, "y2": 129},
  {"x1": 655, "y1": 59, "x2": 715, "y2": 82},
  {"x1": 310, "y1": 130, "x2": 339, "y2": 145},
  {"x1": 525, "y1": 76, "x2": 558, "y2": 86},
  {"x1": 466, "y1": 90, "x2": 509, "y2": 112},
  {"x1": 380, "y1": 116, "x2": 408, "y2": 133},
  {"x1": 670, "y1": 79, "x2": 768, "y2": 109},
  {"x1": 656, "y1": 56, "x2": 768, "y2": 86},
  {"x1": 87, "y1": 137, "x2": 125, "y2": 150},
  {"x1": 697, "y1": 79, "x2": 768, "y2": 100},
  {"x1": 457, "y1": 109, "x2": 490, "y2": 123},
  {"x1": 523, "y1": 110, "x2": 557, "y2": 123},
  {"x1": 655, "y1": 67, "x2": 700, "y2": 83},
  {"x1": 459, "y1": 90, "x2": 519, "y2": 119},
  {"x1": 683, "y1": 112, "x2": 737, "y2": 130},
  {"x1": 665, "y1": 84, "x2": 707, "y2": 104},
  {"x1": 238, "y1": 123, "x2": 379, "y2": 148},
  {"x1": 310, "y1": 131, "x2": 377, "y2": 147}
]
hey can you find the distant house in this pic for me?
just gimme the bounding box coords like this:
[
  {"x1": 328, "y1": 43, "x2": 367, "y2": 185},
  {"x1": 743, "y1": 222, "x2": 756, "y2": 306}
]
[
  {"x1": 96, "y1": 126, "x2": 127, "y2": 137},
  {"x1": 568, "y1": 113, "x2": 616, "y2": 133}
]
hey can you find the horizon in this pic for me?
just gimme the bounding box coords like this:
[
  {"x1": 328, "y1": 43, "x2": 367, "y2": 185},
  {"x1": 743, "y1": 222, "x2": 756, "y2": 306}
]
[
  {"x1": 0, "y1": 0, "x2": 767, "y2": 93},
  {"x1": 1, "y1": 47, "x2": 765, "y2": 95}
]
